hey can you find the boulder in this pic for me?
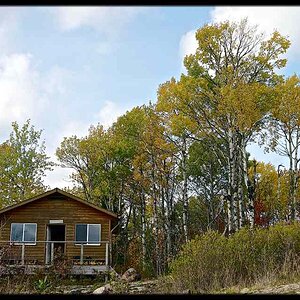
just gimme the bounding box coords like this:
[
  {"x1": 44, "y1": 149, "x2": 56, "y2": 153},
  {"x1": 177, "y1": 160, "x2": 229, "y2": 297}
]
[
  {"x1": 93, "y1": 283, "x2": 113, "y2": 294},
  {"x1": 121, "y1": 268, "x2": 141, "y2": 282},
  {"x1": 240, "y1": 288, "x2": 250, "y2": 294}
]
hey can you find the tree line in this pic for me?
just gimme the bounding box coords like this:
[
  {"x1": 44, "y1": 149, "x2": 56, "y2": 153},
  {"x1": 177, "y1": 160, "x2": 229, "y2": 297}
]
[{"x1": 1, "y1": 18, "x2": 300, "y2": 277}]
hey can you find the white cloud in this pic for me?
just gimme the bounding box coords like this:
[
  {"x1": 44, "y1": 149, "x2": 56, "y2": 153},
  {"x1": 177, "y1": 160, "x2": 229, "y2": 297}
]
[
  {"x1": 59, "y1": 120, "x2": 91, "y2": 140},
  {"x1": 0, "y1": 8, "x2": 76, "y2": 189},
  {"x1": 0, "y1": 9, "x2": 50, "y2": 138},
  {"x1": 43, "y1": 100, "x2": 130, "y2": 189},
  {"x1": 0, "y1": 53, "x2": 76, "y2": 189},
  {"x1": 179, "y1": 30, "x2": 197, "y2": 59},
  {"x1": 42, "y1": 65, "x2": 73, "y2": 96},
  {"x1": 0, "y1": 8, "x2": 132, "y2": 190},
  {"x1": 0, "y1": 53, "x2": 72, "y2": 141},
  {"x1": 0, "y1": 10, "x2": 29, "y2": 129},
  {"x1": 51, "y1": 6, "x2": 145, "y2": 36},
  {"x1": 0, "y1": 53, "x2": 41, "y2": 134},
  {"x1": 94, "y1": 100, "x2": 127, "y2": 129},
  {"x1": 247, "y1": 142, "x2": 288, "y2": 169},
  {"x1": 179, "y1": 30, "x2": 198, "y2": 72},
  {"x1": 44, "y1": 160, "x2": 73, "y2": 190},
  {"x1": 42, "y1": 119, "x2": 90, "y2": 190}
]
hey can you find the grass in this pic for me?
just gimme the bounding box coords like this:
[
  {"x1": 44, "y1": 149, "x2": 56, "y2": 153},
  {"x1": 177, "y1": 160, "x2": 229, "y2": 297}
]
[
  {"x1": 156, "y1": 223, "x2": 300, "y2": 294},
  {"x1": 0, "y1": 273, "x2": 107, "y2": 294}
]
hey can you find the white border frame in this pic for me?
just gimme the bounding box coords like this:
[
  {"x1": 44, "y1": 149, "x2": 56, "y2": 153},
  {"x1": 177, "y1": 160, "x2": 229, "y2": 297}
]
[
  {"x1": 75, "y1": 223, "x2": 101, "y2": 246},
  {"x1": 10, "y1": 223, "x2": 37, "y2": 246}
]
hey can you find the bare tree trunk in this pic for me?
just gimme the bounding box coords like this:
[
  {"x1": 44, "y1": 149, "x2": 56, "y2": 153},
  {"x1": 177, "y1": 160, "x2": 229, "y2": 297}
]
[
  {"x1": 226, "y1": 193, "x2": 233, "y2": 234},
  {"x1": 228, "y1": 126, "x2": 238, "y2": 233},
  {"x1": 182, "y1": 136, "x2": 189, "y2": 243},
  {"x1": 140, "y1": 190, "x2": 147, "y2": 271},
  {"x1": 292, "y1": 129, "x2": 300, "y2": 220},
  {"x1": 237, "y1": 141, "x2": 244, "y2": 229},
  {"x1": 160, "y1": 184, "x2": 166, "y2": 274},
  {"x1": 288, "y1": 132, "x2": 295, "y2": 220},
  {"x1": 151, "y1": 154, "x2": 160, "y2": 276},
  {"x1": 241, "y1": 138, "x2": 253, "y2": 228},
  {"x1": 165, "y1": 184, "x2": 172, "y2": 259}
]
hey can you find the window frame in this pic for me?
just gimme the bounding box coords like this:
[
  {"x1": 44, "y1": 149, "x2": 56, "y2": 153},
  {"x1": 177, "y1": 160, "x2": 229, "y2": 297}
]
[
  {"x1": 75, "y1": 223, "x2": 101, "y2": 246},
  {"x1": 10, "y1": 223, "x2": 37, "y2": 246}
]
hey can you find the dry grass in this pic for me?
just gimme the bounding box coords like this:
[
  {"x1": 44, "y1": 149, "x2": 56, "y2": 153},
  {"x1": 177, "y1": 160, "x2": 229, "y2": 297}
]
[{"x1": 156, "y1": 222, "x2": 300, "y2": 294}]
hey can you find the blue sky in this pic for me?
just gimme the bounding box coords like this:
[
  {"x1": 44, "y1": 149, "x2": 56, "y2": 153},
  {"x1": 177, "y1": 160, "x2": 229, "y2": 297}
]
[{"x1": 0, "y1": 6, "x2": 299, "y2": 188}]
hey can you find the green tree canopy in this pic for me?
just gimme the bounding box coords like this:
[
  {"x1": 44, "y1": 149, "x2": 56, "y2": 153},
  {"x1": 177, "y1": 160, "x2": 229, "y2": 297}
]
[{"x1": 0, "y1": 119, "x2": 54, "y2": 207}]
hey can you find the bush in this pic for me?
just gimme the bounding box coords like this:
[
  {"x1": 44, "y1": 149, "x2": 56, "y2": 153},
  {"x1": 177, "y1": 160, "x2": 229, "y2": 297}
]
[
  {"x1": 167, "y1": 222, "x2": 300, "y2": 293},
  {"x1": 34, "y1": 275, "x2": 51, "y2": 293}
]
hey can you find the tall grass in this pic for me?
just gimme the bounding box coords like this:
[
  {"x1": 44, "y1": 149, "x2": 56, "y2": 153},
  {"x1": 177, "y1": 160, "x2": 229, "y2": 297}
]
[{"x1": 163, "y1": 222, "x2": 300, "y2": 293}]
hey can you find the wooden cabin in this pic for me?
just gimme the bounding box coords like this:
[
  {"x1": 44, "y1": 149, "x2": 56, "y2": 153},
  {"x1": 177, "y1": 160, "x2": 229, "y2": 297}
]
[{"x1": 0, "y1": 188, "x2": 118, "y2": 275}]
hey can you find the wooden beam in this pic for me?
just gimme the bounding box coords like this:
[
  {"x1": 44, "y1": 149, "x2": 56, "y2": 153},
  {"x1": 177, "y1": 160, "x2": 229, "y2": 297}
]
[
  {"x1": 80, "y1": 243, "x2": 84, "y2": 265},
  {"x1": 51, "y1": 242, "x2": 54, "y2": 264},
  {"x1": 105, "y1": 243, "x2": 109, "y2": 266},
  {"x1": 21, "y1": 243, "x2": 25, "y2": 265}
]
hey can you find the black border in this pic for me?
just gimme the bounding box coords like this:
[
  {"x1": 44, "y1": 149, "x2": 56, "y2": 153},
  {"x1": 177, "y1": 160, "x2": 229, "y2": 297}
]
[{"x1": 0, "y1": 2, "x2": 298, "y2": 6}]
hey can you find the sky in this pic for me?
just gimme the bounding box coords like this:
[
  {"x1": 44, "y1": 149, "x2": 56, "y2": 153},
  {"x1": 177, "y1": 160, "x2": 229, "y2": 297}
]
[{"x1": 0, "y1": 5, "x2": 299, "y2": 189}]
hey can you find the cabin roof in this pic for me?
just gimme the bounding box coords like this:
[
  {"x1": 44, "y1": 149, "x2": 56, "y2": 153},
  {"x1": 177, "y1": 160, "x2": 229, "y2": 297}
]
[{"x1": 0, "y1": 188, "x2": 118, "y2": 219}]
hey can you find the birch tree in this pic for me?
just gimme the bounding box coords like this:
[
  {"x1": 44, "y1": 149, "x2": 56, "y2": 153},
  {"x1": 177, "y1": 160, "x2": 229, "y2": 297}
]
[
  {"x1": 159, "y1": 18, "x2": 290, "y2": 233},
  {"x1": 268, "y1": 75, "x2": 300, "y2": 220},
  {"x1": 157, "y1": 82, "x2": 198, "y2": 242},
  {"x1": 187, "y1": 138, "x2": 227, "y2": 231}
]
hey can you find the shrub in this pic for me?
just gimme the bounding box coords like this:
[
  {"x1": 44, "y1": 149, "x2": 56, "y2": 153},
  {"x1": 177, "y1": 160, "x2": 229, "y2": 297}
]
[
  {"x1": 34, "y1": 275, "x2": 51, "y2": 293},
  {"x1": 167, "y1": 222, "x2": 300, "y2": 293}
]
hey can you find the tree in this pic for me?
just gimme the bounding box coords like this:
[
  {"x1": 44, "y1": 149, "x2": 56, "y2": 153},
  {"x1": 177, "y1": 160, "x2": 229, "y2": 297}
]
[
  {"x1": 0, "y1": 119, "x2": 54, "y2": 207},
  {"x1": 158, "y1": 18, "x2": 290, "y2": 233},
  {"x1": 157, "y1": 82, "x2": 198, "y2": 242},
  {"x1": 132, "y1": 104, "x2": 178, "y2": 275},
  {"x1": 248, "y1": 161, "x2": 289, "y2": 226},
  {"x1": 187, "y1": 138, "x2": 227, "y2": 232},
  {"x1": 267, "y1": 75, "x2": 300, "y2": 220},
  {"x1": 56, "y1": 125, "x2": 112, "y2": 207}
]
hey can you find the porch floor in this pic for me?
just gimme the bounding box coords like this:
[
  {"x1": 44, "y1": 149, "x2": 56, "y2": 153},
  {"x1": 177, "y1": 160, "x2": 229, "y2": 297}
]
[{"x1": 0, "y1": 264, "x2": 113, "y2": 275}]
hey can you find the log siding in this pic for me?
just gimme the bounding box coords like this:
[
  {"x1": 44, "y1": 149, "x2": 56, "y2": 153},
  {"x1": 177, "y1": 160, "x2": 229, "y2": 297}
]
[{"x1": 0, "y1": 189, "x2": 117, "y2": 265}]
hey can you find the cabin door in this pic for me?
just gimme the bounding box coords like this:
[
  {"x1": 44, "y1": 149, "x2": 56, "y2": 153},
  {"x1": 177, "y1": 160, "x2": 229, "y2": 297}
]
[{"x1": 45, "y1": 224, "x2": 66, "y2": 264}]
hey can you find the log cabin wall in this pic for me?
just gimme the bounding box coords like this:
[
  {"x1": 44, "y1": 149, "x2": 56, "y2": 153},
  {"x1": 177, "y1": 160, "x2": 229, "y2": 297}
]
[{"x1": 0, "y1": 193, "x2": 114, "y2": 264}]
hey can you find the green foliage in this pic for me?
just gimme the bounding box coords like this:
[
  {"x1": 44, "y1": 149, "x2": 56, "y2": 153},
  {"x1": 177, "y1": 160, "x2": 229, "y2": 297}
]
[
  {"x1": 34, "y1": 275, "x2": 51, "y2": 293},
  {"x1": 0, "y1": 119, "x2": 54, "y2": 207},
  {"x1": 169, "y1": 223, "x2": 300, "y2": 293},
  {"x1": 185, "y1": 18, "x2": 289, "y2": 85},
  {"x1": 53, "y1": 18, "x2": 297, "y2": 278}
]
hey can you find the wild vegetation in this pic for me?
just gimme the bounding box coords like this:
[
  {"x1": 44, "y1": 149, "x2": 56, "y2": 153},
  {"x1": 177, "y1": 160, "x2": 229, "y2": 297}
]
[
  {"x1": 1, "y1": 18, "x2": 300, "y2": 293},
  {"x1": 160, "y1": 222, "x2": 300, "y2": 293}
]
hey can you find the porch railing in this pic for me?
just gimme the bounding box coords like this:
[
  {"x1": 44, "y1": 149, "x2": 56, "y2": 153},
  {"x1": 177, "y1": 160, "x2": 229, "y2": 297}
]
[{"x1": 0, "y1": 240, "x2": 110, "y2": 266}]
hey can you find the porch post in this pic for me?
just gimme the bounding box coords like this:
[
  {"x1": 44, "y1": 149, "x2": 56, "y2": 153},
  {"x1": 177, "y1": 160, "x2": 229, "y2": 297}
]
[
  {"x1": 80, "y1": 243, "x2": 84, "y2": 265},
  {"x1": 105, "y1": 242, "x2": 109, "y2": 282},
  {"x1": 105, "y1": 242, "x2": 109, "y2": 266},
  {"x1": 51, "y1": 242, "x2": 54, "y2": 264},
  {"x1": 21, "y1": 243, "x2": 25, "y2": 265}
]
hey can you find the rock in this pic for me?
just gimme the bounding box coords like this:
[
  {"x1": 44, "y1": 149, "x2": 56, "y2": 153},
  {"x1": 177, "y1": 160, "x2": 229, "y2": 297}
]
[
  {"x1": 121, "y1": 268, "x2": 141, "y2": 282},
  {"x1": 240, "y1": 288, "x2": 250, "y2": 294},
  {"x1": 110, "y1": 269, "x2": 121, "y2": 280},
  {"x1": 56, "y1": 285, "x2": 94, "y2": 294},
  {"x1": 93, "y1": 283, "x2": 113, "y2": 294},
  {"x1": 124, "y1": 279, "x2": 158, "y2": 294}
]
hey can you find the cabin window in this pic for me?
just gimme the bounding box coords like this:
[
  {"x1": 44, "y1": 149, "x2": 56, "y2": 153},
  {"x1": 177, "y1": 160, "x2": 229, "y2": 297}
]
[
  {"x1": 75, "y1": 224, "x2": 101, "y2": 245},
  {"x1": 10, "y1": 223, "x2": 37, "y2": 245}
]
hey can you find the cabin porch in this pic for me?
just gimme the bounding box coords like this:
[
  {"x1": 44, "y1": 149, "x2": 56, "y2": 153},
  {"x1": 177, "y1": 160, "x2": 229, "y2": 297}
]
[{"x1": 0, "y1": 240, "x2": 112, "y2": 275}]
